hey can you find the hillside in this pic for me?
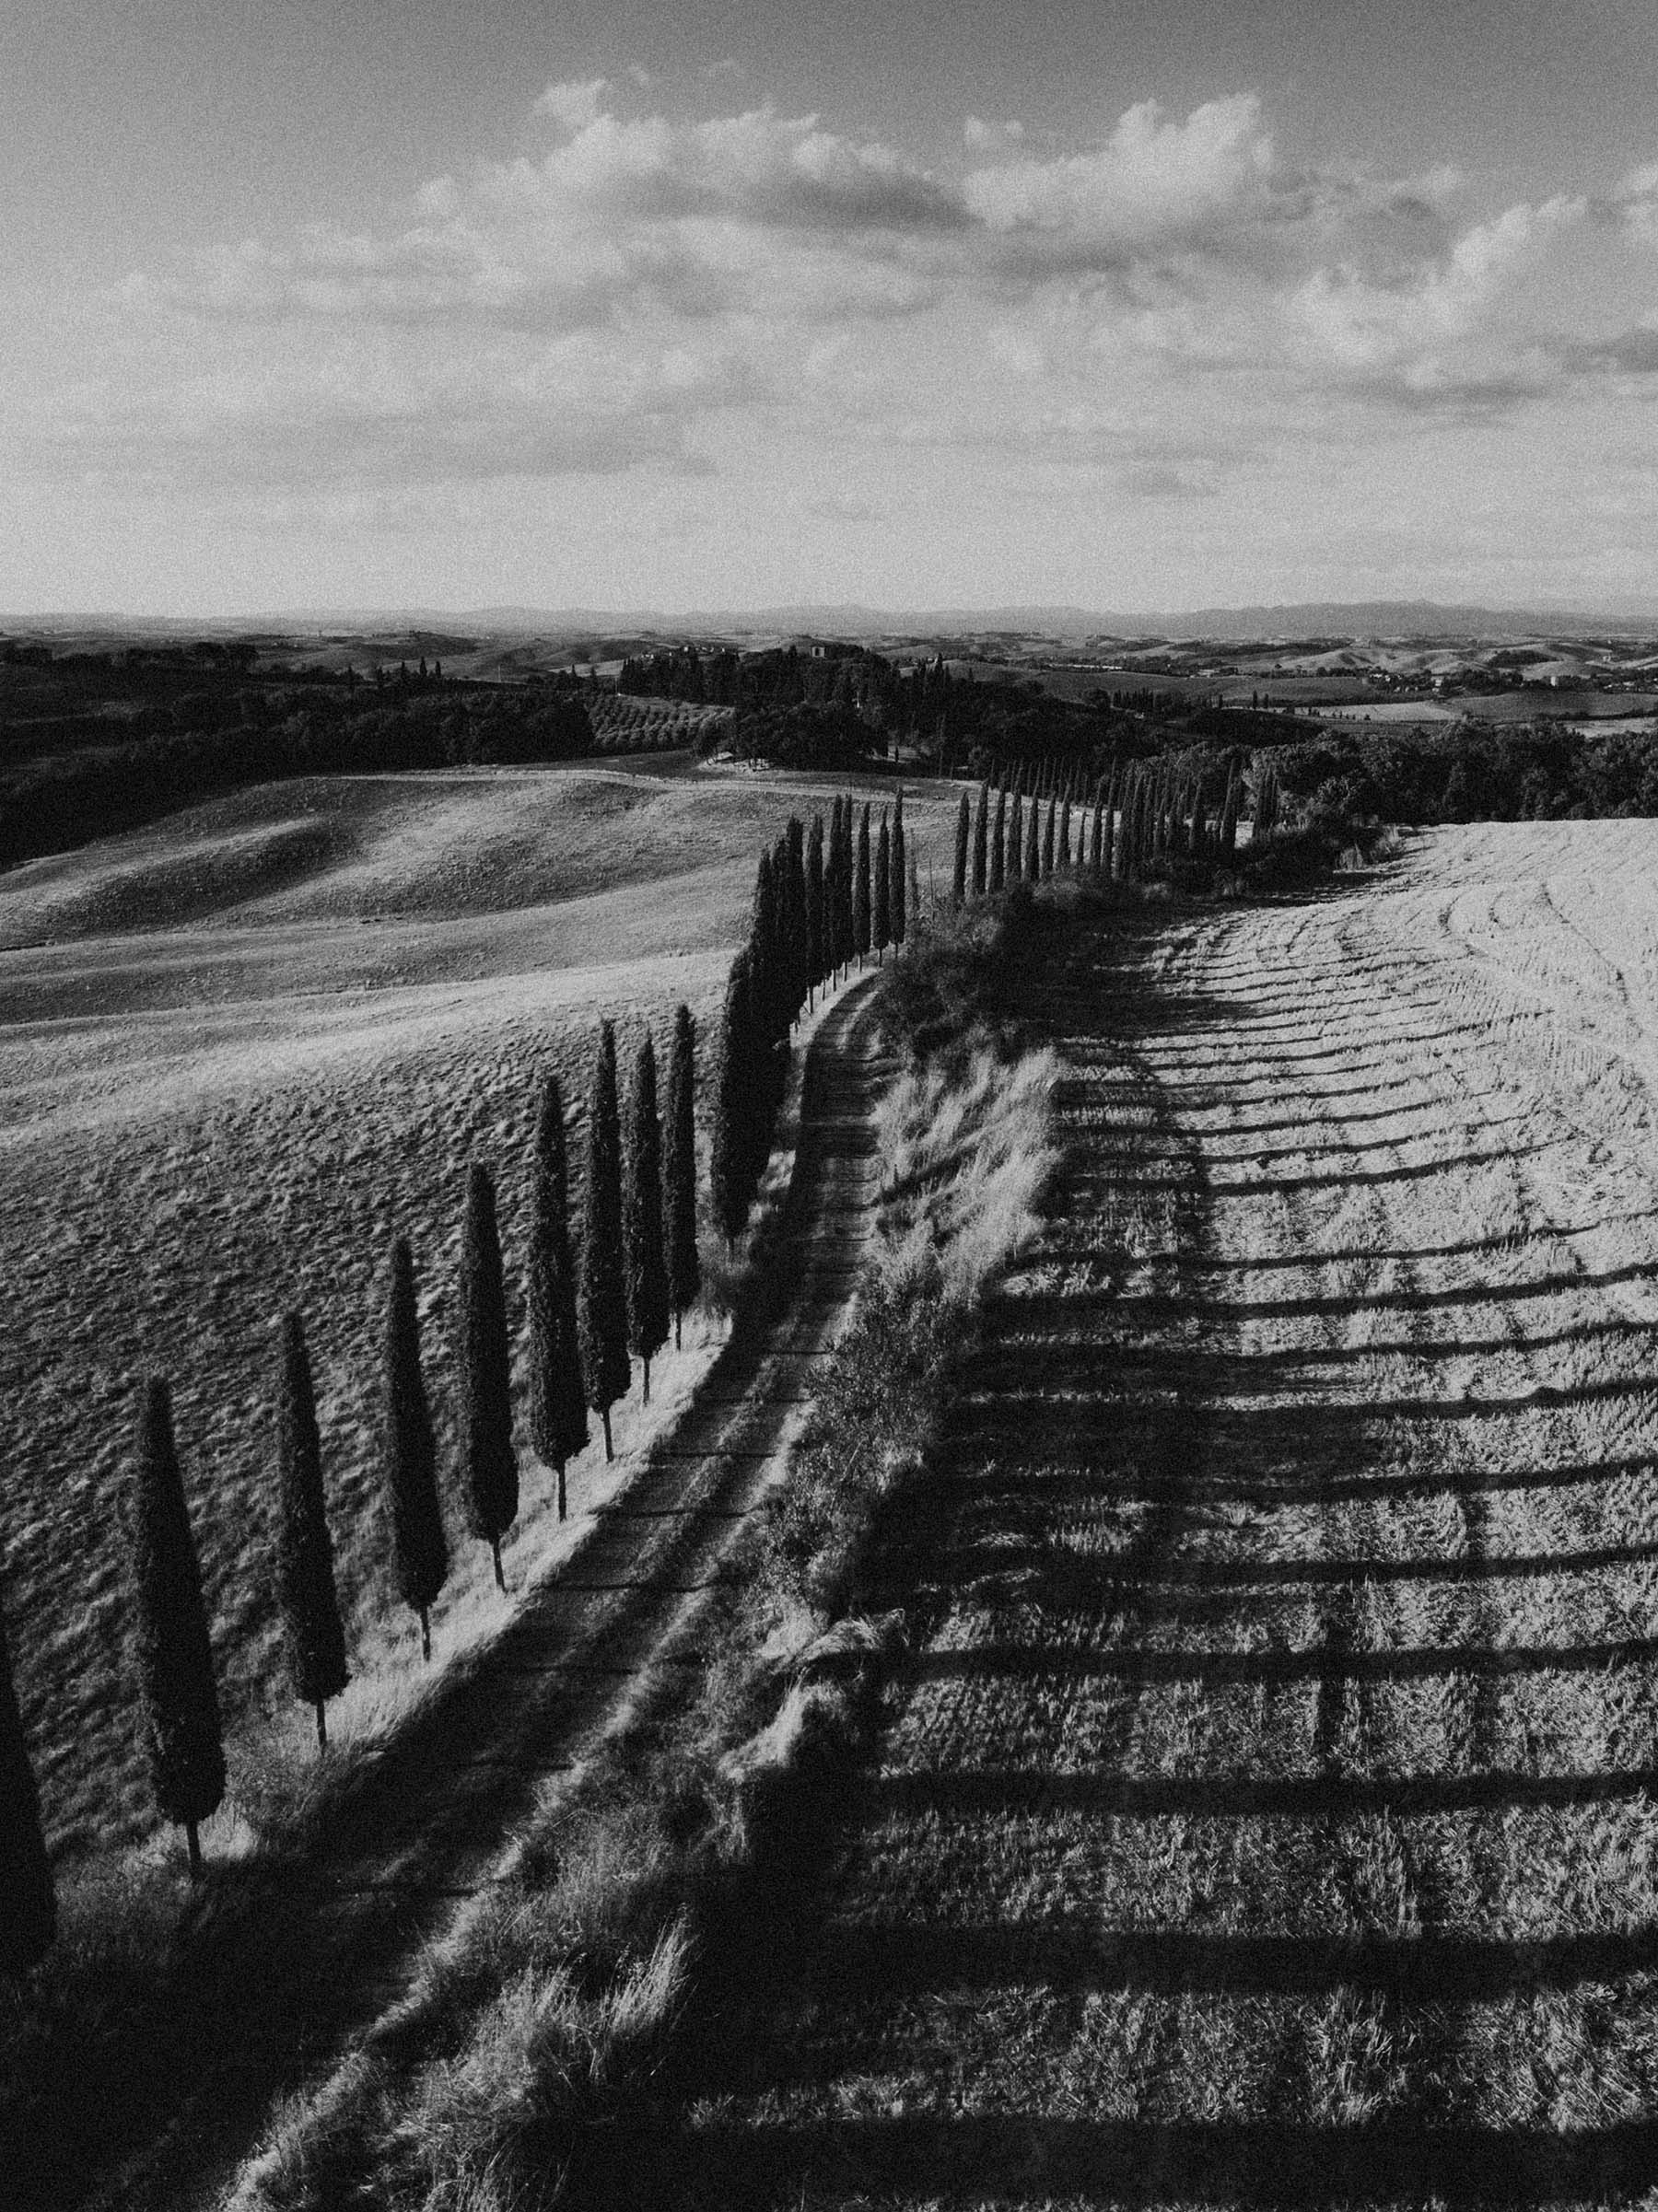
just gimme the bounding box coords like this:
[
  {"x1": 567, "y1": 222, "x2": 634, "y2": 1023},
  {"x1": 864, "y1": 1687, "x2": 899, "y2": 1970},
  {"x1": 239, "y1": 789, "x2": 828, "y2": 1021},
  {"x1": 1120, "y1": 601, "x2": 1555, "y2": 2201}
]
[{"x1": 0, "y1": 763, "x2": 956, "y2": 1857}]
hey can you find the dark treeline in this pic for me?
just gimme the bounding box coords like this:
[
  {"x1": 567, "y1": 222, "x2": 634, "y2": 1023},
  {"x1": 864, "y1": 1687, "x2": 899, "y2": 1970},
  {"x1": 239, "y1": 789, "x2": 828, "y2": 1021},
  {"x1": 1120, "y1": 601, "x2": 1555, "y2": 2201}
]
[
  {"x1": 0, "y1": 677, "x2": 594, "y2": 869},
  {"x1": 1267, "y1": 718, "x2": 1658, "y2": 827}
]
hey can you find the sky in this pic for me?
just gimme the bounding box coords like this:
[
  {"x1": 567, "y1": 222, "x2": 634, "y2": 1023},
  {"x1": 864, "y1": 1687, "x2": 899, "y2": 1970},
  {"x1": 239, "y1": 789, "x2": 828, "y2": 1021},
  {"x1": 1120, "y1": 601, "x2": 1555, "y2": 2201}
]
[{"x1": 3, "y1": 0, "x2": 1657, "y2": 617}]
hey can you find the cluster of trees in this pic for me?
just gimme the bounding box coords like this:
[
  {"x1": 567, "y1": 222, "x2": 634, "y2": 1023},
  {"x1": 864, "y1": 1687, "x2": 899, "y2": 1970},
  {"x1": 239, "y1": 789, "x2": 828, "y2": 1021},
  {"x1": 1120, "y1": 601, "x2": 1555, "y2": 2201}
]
[
  {"x1": 0, "y1": 1008, "x2": 705, "y2": 1950},
  {"x1": 1267, "y1": 718, "x2": 1658, "y2": 828},
  {"x1": 710, "y1": 792, "x2": 910, "y2": 1240}
]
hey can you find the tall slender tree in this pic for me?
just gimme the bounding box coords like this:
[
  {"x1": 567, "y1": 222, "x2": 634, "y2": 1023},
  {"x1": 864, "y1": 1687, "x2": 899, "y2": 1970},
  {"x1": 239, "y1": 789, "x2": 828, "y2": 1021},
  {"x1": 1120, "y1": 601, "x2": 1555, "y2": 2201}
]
[
  {"x1": 578, "y1": 1021, "x2": 631, "y2": 1459},
  {"x1": 990, "y1": 787, "x2": 1007, "y2": 893},
  {"x1": 0, "y1": 1594, "x2": 54, "y2": 1975},
  {"x1": 1042, "y1": 795, "x2": 1057, "y2": 879},
  {"x1": 891, "y1": 789, "x2": 906, "y2": 948},
  {"x1": 805, "y1": 812, "x2": 825, "y2": 1003},
  {"x1": 382, "y1": 1238, "x2": 447, "y2": 1659},
  {"x1": 749, "y1": 848, "x2": 778, "y2": 1052},
  {"x1": 783, "y1": 818, "x2": 808, "y2": 1020},
  {"x1": 1058, "y1": 796, "x2": 1072, "y2": 870},
  {"x1": 274, "y1": 1313, "x2": 348, "y2": 1749},
  {"x1": 832, "y1": 796, "x2": 846, "y2": 969},
  {"x1": 854, "y1": 804, "x2": 871, "y2": 964},
  {"x1": 710, "y1": 949, "x2": 755, "y2": 1246},
  {"x1": 1009, "y1": 787, "x2": 1025, "y2": 880},
  {"x1": 971, "y1": 782, "x2": 989, "y2": 897},
  {"x1": 1023, "y1": 795, "x2": 1040, "y2": 880},
  {"x1": 952, "y1": 790, "x2": 970, "y2": 906},
  {"x1": 528, "y1": 1074, "x2": 588, "y2": 1522},
  {"x1": 873, "y1": 814, "x2": 891, "y2": 960},
  {"x1": 458, "y1": 1163, "x2": 518, "y2": 1590},
  {"x1": 129, "y1": 1380, "x2": 224, "y2": 1877},
  {"x1": 624, "y1": 1031, "x2": 670, "y2": 1404},
  {"x1": 663, "y1": 1005, "x2": 700, "y2": 1350}
]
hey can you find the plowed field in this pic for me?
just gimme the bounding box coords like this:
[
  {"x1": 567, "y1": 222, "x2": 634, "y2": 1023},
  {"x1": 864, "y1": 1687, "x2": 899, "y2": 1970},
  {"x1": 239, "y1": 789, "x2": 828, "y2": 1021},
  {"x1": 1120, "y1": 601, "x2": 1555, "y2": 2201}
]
[{"x1": 688, "y1": 821, "x2": 1658, "y2": 2206}]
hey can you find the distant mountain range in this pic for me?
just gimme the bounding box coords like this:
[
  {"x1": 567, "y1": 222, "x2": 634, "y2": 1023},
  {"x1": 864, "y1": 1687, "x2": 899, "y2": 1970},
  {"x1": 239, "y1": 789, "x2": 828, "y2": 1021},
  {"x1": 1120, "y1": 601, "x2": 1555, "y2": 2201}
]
[{"x1": 9, "y1": 598, "x2": 1658, "y2": 640}]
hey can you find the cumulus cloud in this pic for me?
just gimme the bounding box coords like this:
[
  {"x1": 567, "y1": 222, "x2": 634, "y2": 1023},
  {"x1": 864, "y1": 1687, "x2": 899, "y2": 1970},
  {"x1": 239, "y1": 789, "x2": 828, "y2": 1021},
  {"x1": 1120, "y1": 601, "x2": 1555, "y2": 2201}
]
[
  {"x1": 535, "y1": 79, "x2": 611, "y2": 134},
  {"x1": 963, "y1": 96, "x2": 1275, "y2": 254},
  {"x1": 1290, "y1": 195, "x2": 1583, "y2": 406},
  {"x1": 40, "y1": 85, "x2": 1654, "y2": 499}
]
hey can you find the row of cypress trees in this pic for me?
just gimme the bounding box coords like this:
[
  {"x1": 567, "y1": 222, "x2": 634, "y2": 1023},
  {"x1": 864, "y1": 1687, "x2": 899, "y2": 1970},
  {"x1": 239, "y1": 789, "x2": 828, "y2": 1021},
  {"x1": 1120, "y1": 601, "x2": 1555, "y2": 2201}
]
[
  {"x1": 949, "y1": 751, "x2": 1270, "y2": 903},
  {"x1": 0, "y1": 1007, "x2": 706, "y2": 1938},
  {"x1": 710, "y1": 790, "x2": 910, "y2": 1243},
  {"x1": 3, "y1": 786, "x2": 927, "y2": 1956}
]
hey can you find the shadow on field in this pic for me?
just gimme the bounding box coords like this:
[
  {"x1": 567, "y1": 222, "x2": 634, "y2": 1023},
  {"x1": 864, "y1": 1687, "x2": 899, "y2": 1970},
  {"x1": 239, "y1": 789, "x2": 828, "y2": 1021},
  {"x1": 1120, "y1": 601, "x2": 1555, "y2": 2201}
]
[
  {"x1": 617, "y1": 905, "x2": 1658, "y2": 2212},
  {"x1": 673, "y1": 2112, "x2": 1658, "y2": 2207}
]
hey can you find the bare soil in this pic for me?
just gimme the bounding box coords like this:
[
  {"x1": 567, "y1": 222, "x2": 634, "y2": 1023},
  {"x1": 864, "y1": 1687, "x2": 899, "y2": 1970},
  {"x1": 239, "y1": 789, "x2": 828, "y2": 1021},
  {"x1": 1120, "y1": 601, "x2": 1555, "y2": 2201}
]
[{"x1": 675, "y1": 822, "x2": 1658, "y2": 2206}]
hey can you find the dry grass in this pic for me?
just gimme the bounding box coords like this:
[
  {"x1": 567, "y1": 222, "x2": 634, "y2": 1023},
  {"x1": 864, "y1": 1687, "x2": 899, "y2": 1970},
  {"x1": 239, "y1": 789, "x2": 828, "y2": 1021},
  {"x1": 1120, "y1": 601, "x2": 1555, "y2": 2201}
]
[{"x1": 670, "y1": 821, "x2": 1658, "y2": 2206}]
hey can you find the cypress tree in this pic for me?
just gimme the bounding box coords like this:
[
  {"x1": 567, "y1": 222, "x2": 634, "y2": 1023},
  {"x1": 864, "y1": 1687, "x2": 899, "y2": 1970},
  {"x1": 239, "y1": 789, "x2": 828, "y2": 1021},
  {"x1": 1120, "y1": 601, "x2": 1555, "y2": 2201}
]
[
  {"x1": 1220, "y1": 764, "x2": 1241, "y2": 858},
  {"x1": 786, "y1": 816, "x2": 809, "y2": 1021},
  {"x1": 952, "y1": 791, "x2": 970, "y2": 906},
  {"x1": 1059, "y1": 796, "x2": 1072, "y2": 870},
  {"x1": 382, "y1": 1238, "x2": 447, "y2": 1659},
  {"x1": 528, "y1": 1073, "x2": 588, "y2": 1522},
  {"x1": 990, "y1": 787, "x2": 1006, "y2": 892},
  {"x1": 769, "y1": 830, "x2": 792, "y2": 1022},
  {"x1": 578, "y1": 1021, "x2": 631, "y2": 1459},
  {"x1": 873, "y1": 815, "x2": 891, "y2": 960},
  {"x1": 0, "y1": 1594, "x2": 53, "y2": 1975},
  {"x1": 836, "y1": 798, "x2": 856, "y2": 970},
  {"x1": 663, "y1": 1005, "x2": 701, "y2": 1350},
  {"x1": 710, "y1": 948, "x2": 754, "y2": 1247},
  {"x1": 971, "y1": 782, "x2": 989, "y2": 897},
  {"x1": 1089, "y1": 789, "x2": 1103, "y2": 876},
  {"x1": 624, "y1": 1031, "x2": 670, "y2": 1404},
  {"x1": 1009, "y1": 787, "x2": 1024, "y2": 880},
  {"x1": 891, "y1": 788, "x2": 906, "y2": 948},
  {"x1": 805, "y1": 813, "x2": 825, "y2": 1001},
  {"x1": 1023, "y1": 795, "x2": 1040, "y2": 880},
  {"x1": 749, "y1": 848, "x2": 778, "y2": 1049},
  {"x1": 129, "y1": 1380, "x2": 224, "y2": 1877},
  {"x1": 274, "y1": 1312, "x2": 348, "y2": 1750},
  {"x1": 458, "y1": 1162, "x2": 518, "y2": 1591},
  {"x1": 1042, "y1": 796, "x2": 1057, "y2": 879},
  {"x1": 854, "y1": 804, "x2": 871, "y2": 963}
]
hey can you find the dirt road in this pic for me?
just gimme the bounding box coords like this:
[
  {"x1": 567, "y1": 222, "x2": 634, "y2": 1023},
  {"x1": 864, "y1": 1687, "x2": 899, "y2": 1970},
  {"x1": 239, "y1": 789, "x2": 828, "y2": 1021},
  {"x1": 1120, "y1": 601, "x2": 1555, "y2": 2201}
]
[
  {"x1": 68, "y1": 973, "x2": 891, "y2": 2212},
  {"x1": 685, "y1": 830, "x2": 1658, "y2": 2206}
]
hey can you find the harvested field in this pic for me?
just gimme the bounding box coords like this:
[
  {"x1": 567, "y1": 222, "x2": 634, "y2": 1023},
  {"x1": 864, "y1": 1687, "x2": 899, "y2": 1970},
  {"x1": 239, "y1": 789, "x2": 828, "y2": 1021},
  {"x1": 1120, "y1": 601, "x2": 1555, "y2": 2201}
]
[
  {"x1": 0, "y1": 763, "x2": 954, "y2": 1860},
  {"x1": 681, "y1": 821, "x2": 1658, "y2": 2206}
]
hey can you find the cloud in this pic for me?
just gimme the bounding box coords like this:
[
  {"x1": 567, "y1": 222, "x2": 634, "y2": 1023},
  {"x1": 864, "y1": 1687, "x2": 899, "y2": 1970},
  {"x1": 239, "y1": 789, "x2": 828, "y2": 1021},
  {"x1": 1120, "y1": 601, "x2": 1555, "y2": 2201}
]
[
  {"x1": 535, "y1": 79, "x2": 612, "y2": 133},
  {"x1": 25, "y1": 334, "x2": 743, "y2": 490},
  {"x1": 1289, "y1": 195, "x2": 1584, "y2": 407},
  {"x1": 43, "y1": 86, "x2": 1655, "y2": 501},
  {"x1": 963, "y1": 116, "x2": 1024, "y2": 154},
  {"x1": 1567, "y1": 318, "x2": 1658, "y2": 379},
  {"x1": 963, "y1": 95, "x2": 1276, "y2": 255}
]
